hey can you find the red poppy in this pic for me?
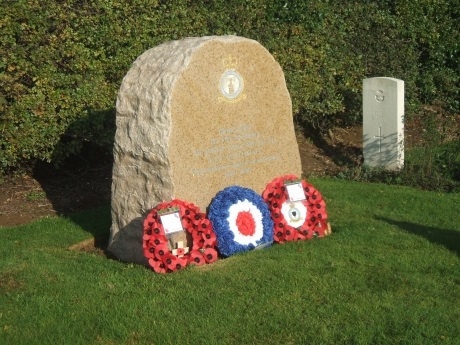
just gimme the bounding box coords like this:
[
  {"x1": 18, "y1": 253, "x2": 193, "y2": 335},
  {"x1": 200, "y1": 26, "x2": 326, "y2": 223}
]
[
  {"x1": 308, "y1": 190, "x2": 322, "y2": 203},
  {"x1": 191, "y1": 212, "x2": 204, "y2": 226},
  {"x1": 144, "y1": 211, "x2": 157, "y2": 228},
  {"x1": 173, "y1": 247, "x2": 187, "y2": 257},
  {"x1": 154, "y1": 243, "x2": 169, "y2": 261},
  {"x1": 200, "y1": 219, "x2": 212, "y2": 231},
  {"x1": 262, "y1": 185, "x2": 277, "y2": 200},
  {"x1": 189, "y1": 203, "x2": 200, "y2": 214},
  {"x1": 279, "y1": 194, "x2": 289, "y2": 204},
  {"x1": 175, "y1": 256, "x2": 188, "y2": 270},
  {"x1": 176, "y1": 199, "x2": 198, "y2": 212},
  {"x1": 275, "y1": 220, "x2": 287, "y2": 232},
  {"x1": 263, "y1": 175, "x2": 329, "y2": 244},
  {"x1": 143, "y1": 241, "x2": 155, "y2": 259},
  {"x1": 174, "y1": 199, "x2": 188, "y2": 212},
  {"x1": 164, "y1": 253, "x2": 187, "y2": 271},
  {"x1": 151, "y1": 235, "x2": 167, "y2": 247},
  {"x1": 192, "y1": 228, "x2": 204, "y2": 240},
  {"x1": 274, "y1": 229, "x2": 285, "y2": 243},
  {"x1": 203, "y1": 230, "x2": 217, "y2": 247},
  {"x1": 301, "y1": 227, "x2": 314, "y2": 240},
  {"x1": 188, "y1": 250, "x2": 205, "y2": 266},
  {"x1": 203, "y1": 248, "x2": 217, "y2": 263},
  {"x1": 142, "y1": 229, "x2": 154, "y2": 241},
  {"x1": 163, "y1": 253, "x2": 177, "y2": 271},
  {"x1": 151, "y1": 226, "x2": 166, "y2": 237},
  {"x1": 315, "y1": 211, "x2": 328, "y2": 222},
  {"x1": 295, "y1": 231, "x2": 307, "y2": 241},
  {"x1": 144, "y1": 199, "x2": 219, "y2": 273},
  {"x1": 149, "y1": 258, "x2": 167, "y2": 274},
  {"x1": 181, "y1": 216, "x2": 192, "y2": 229},
  {"x1": 315, "y1": 199, "x2": 326, "y2": 209},
  {"x1": 284, "y1": 228, "x2": 297, "y2": 242},
  {"x1": 192, "y1": 237, "x2": 205, "y2": 251},
  {"x1": 302, "y1": 182, "x2": 315, "y2": 198}
]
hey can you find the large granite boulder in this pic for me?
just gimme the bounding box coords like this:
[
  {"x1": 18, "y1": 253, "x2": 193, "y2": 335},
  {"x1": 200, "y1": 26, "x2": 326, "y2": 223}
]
[{"x1": 109, "y1": 36, "x2": 301, "y2": 264}]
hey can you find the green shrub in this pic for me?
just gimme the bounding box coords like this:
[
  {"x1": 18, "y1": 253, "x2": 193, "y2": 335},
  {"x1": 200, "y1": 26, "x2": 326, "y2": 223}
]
[
  {"x1": 336, "y1": 107, "x2": 460, "y2": 193},
  {"x1": 335, "y1": 105, "x2": 460, "y2": 193},
  {"x1": 0, "y1": 0, "x2": 458, "y2": 174},
  {"x1": 399, "y1": 107, "x2": 460, "y2": 192}
]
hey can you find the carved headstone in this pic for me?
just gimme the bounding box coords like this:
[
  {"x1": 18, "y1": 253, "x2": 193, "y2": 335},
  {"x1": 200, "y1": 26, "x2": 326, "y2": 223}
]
[
  {"x1": 363, "y1": 77, "x2": 404, "y2": 170},
  {"x1": 109, "y1": 36, "x2": 301, "y2": 264}
]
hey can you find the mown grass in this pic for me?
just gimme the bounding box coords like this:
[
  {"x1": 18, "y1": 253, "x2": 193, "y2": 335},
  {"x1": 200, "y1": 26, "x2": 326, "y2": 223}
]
[{"x1": 1, "y1": 178, "x2": 459, "y2": 344}]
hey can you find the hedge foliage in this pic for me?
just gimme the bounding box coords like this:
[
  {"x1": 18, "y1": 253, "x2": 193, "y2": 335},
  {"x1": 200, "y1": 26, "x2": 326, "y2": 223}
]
[{"x1": 1, "y1": 0, "x2": 459, "y2": 174}]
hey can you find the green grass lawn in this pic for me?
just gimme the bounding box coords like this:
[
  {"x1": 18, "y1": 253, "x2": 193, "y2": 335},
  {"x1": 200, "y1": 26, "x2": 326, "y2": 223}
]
[{"x1": 1, "y1": 178, "x2": 459, "y2": 345}]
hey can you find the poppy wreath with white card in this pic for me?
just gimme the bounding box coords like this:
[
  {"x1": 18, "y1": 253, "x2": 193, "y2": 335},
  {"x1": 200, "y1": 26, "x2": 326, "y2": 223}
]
[
  {"x1": 143, "y1": 199, "x2": 218, "y2": 274},
  {"x1": 262, "y1": 175, "x2": 330, "y2": 243}
]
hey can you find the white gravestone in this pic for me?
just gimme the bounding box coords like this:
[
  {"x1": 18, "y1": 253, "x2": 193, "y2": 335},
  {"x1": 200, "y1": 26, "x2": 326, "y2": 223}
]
[{"x1": 363, "y1": 77, "x2": 404, "y2": 170}]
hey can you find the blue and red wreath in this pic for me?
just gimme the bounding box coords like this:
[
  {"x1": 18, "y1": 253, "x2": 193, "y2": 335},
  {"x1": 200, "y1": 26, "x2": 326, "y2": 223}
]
[
  {"x1": 208, "y1": 186, "x2": 274, "y2": 257},
  {"x1": 262, "y1": 175, "x2": 330, "y2": 243},
  {"x1": 143, "y1": 199, "x2": 218, "y2": 274}
]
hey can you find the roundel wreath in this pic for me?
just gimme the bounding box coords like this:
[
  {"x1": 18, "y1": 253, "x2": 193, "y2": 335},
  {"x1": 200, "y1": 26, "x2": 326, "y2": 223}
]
[
  {"x1": 262, "y1": 175, "x2": 330, "y2": 243},
  {"x1": 143, "y1": 199, "x2": 218, "y2": 274},
  {"x1": 208, "y1": 186, "x2": 274, "y2": 257}
]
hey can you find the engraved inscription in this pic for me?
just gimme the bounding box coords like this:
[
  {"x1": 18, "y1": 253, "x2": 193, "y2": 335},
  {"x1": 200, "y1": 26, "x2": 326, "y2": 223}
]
[
  {"x1": 192, "y1": 124, "x2": 281, "y2": 177},
  {"x1": 371, "y1": 110, "x2": 384, "y2": 122}
]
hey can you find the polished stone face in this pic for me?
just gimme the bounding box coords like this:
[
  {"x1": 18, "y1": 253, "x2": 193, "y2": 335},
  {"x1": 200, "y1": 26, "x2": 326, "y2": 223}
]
[
  {"x1": 170, "y1": 39, "x2": 301, "y2": 209},
  {"x1": 110, "y1": 36, "x2": 301, "y2": 264}
]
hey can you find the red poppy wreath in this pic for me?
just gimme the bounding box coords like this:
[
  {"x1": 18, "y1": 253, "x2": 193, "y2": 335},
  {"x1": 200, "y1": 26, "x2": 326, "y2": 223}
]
[
  {"x1": 143, "y1": 199, "x2": 218, "y2": 274},
  {"x1": 262, "y1": 175, "x2": 331, "y2": 243}
]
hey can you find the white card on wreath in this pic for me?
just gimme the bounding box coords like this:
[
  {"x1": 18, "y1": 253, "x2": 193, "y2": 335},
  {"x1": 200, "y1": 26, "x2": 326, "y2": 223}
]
[
  {"x1": 160, "y1": 211, "x2": 183, "y2": 235},
  {"x1": 286, "y1": 182, "x2": 306, "y2": 202}
]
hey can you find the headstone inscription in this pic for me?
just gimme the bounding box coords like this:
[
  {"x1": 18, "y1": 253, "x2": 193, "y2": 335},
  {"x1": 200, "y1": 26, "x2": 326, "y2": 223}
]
[
  {"x1": 109, "y1": 36, "x2": 302, "y2": 264},
  {"x1": 363, "y1": 77, "x2": 404, "y2": 170}
]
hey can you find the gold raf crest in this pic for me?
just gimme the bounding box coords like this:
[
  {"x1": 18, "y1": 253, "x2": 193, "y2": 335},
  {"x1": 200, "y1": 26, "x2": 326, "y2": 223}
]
[{"x1": 218, "y1": 55, "x2": 246, "y2": 103}]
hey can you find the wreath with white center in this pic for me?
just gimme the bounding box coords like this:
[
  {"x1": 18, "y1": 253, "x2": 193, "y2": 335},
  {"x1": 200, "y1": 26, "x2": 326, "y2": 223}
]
[
  {"x1": 143, "y1": 199, "x2": 218, "y2": 274},
  {"x1": 262, "y1": 175, "x2": 330, "y2": 243},
  {"x1": 208, "y1": 186, "x2": 274, "y2": 257}
]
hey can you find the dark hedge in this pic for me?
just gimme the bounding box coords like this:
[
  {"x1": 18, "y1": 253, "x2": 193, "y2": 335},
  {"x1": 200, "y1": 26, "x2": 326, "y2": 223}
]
[{"x1": 1, "y1": 0, "x2": 458, "y2": 174}]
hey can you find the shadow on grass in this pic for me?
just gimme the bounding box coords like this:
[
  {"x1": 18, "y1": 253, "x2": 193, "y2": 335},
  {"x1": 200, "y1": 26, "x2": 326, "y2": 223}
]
[
  {"x1": 33, "y1": 158, "x2": 113, "y2": 257},
  {"x1": 66, "y1": 205, "x2": 113, "y2": 257},
  {"x1": 32, "y1": 140, "x2": 113, "y2": 256},
  {"x1": 32, "y1": 145, "x2": 112, "y2": 217},
  {"x1": 375, "y1": 216, "x2": 460, "y2": 256}
]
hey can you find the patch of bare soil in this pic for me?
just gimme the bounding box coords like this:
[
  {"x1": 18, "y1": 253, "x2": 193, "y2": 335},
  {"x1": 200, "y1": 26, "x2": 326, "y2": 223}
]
[
  {"x1": 297, "y1": 126, "x2": 363, "y2": 176},
  {"x1": 68, "y1": 237, "x2": 108, "y2": 256}
]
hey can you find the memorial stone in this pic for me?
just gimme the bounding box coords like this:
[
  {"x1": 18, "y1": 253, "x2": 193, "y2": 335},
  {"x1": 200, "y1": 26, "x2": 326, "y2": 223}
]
[
  {"x1": 109, "y1": 36, "x2": 302, "y2": 264},
  {"x1": 363, "y1": 77, "x2": 404, "y2": 170}
]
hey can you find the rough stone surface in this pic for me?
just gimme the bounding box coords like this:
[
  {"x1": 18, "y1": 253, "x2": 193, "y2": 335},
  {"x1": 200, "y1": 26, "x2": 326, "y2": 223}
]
[
  {"x1": 109, "y1": 36, "x2": 301, "y2": 264},
  {"x1": 363, "y1": 77, "x2": 404, "y2": 170}
]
